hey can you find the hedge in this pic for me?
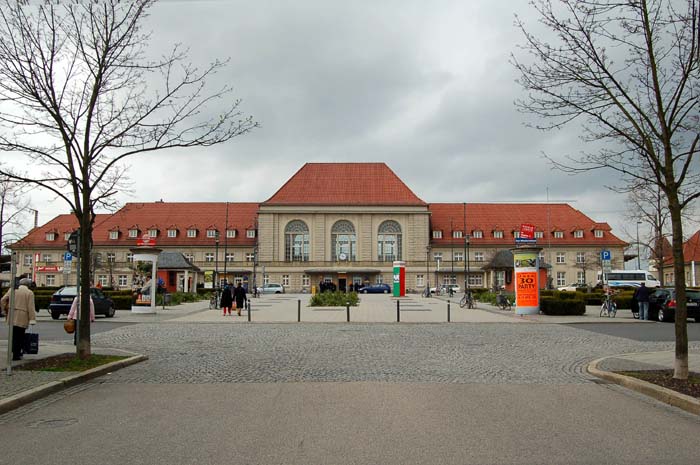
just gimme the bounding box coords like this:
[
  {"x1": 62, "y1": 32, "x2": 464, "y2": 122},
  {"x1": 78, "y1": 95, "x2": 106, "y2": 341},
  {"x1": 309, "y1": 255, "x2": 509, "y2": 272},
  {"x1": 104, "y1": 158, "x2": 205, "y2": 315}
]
[
  {"x1": 310, "y1": 291, "x2": 359, "y2": 306},
  {"x1": 540, "y1": 296, "x2": 586, "y2": 316}
]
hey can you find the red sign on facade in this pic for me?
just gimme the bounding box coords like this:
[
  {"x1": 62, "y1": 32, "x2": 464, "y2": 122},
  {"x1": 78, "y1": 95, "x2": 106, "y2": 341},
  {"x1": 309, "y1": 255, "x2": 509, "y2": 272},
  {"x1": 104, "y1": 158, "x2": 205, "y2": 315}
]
[
  {"x1": 519, "y1": 223, "x2": 535, "y2": 240},
  {"x1": 136, "y1": 233, "x2": 156, "y2": 246}
]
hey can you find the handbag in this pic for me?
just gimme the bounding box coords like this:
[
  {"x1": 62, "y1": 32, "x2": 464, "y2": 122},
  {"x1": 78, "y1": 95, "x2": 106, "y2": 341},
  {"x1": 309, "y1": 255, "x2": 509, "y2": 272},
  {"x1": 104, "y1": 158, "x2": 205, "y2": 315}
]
[
  {"x1": 23, "y1": 328, "x2": 39, "y2": 355},
  {"x1": 232, "y1": 301, "x2": 237, "y2": 309},
  {"x1": 64, "y1": 319, "x2": 76, "y2": 334}
]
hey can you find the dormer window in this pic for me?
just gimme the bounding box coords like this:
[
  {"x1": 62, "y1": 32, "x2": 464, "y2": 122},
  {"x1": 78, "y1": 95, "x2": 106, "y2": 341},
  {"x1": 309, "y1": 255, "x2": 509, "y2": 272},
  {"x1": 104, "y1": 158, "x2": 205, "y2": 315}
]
[
  {"x1": 167, "y1": 229, "x2": 177, "y2": 238},
  {"x1": 64, "y1": 232, "x2": 72, "y2": 241},
  {"x1": 554, "y1": 231, "x2": 564, "y2": 239},
  {"x1": 472, "y1": 230, "x2": 483, "y2": 239},
  {"x1": 128, "y1": 229, "x2": 139, "y2": 238},
  {"x1": 109, "y1": 231, "x2": 119, "y2": 240},
  {"x1": 247, "y1": 229, "x2": 256, "y2": 238},
  {"x1": 148, "y1": 228, "x2": 158, "y2": 237},
  {"x1": 535, "y1": 231, "x2": 544, "y2": 239},
  {"x1": 493, "y1": 230, "x2": 503, "y2": 239},
  {"x1": 573, "y1": 230, "x2": 584, "y2": 238},
  {"x1": 187, "y1": 229, "x2": 197, "y2": 238},
  {"x1": 432, "y1": 230, "x2": 442, "y2": 239},
  {"x1": 514, "y1": 231, "x2": 520, "y2": 238},
  {"x1": 594, "y1": 230, "x2": 603, "y2": 238},
  {"x1": 226, "y1": 229, "x2": 236, "y2": 239},
  {"x1": 452, "y1": 231, "x2": 463, "y2": 239},
  {"x1": 45, "y1": 232, "x2": 56, "y2": 241},
  {"x1": 206, "y1": 229, "x2": 218, "y2": 238}
]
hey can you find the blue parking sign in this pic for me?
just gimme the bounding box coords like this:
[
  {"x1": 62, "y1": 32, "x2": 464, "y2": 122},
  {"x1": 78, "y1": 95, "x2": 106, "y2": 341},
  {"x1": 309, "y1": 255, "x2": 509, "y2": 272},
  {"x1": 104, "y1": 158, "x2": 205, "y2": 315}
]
[
  {"x1": 63, "y1": 252, "x2": 72, "y2": 261},
  {"x1": 600, "y1": 250, "x2": 611, "y2": 260}
]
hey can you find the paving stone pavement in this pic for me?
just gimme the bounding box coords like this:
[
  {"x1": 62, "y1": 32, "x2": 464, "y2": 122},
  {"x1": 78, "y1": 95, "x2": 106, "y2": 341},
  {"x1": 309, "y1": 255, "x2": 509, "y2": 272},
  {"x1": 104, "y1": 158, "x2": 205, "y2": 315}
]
[{"x1": 85, "y1": 322, "x2": 700, "y2": 385}]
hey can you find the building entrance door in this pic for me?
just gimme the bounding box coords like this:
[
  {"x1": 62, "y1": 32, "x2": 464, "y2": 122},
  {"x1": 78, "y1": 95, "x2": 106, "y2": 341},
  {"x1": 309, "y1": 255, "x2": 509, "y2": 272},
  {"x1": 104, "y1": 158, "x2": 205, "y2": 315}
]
[{"x1": 338, "y1": 278, "x2": 346, "y2": 292}]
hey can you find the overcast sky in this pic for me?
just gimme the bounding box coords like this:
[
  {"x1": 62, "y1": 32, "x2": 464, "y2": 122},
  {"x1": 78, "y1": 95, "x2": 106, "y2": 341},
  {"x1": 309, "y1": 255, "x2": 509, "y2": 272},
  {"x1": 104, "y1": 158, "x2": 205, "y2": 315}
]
[{"x1": 11, "y1": 0, "x2": 689, "y2": 247}]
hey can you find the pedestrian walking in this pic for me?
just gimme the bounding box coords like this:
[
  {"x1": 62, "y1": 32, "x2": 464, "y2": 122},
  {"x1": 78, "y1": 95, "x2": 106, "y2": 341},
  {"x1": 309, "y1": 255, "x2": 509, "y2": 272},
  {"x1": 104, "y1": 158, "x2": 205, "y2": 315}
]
[
  {"x1": 220, "y1": 284, "x2": 233, "y2": 316},
  {"x1": 633, "y1": 282, "x2": 651, "y2": 320},
  {"x1": 1, "y1": 278, "x2": 37, "y2": 360},
  {"x1": 233, "y1": 282, "x2": 247, "y2": 316},
  {"x1": 68, "y1": 294, "x2": 96, "y2": 345}
]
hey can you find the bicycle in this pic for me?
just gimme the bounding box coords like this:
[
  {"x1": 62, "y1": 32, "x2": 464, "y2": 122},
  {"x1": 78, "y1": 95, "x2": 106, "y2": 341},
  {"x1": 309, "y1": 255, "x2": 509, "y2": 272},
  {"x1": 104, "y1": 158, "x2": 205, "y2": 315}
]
[
  {"x1": 600, "y1": 297, "x2": 617, "y2": 317},
  {"x1": 459, "y1": 291, "x2": 475, "y2": 309},
  {"x1": 422, "y1": 287, "x2": 431, "y2": 298},
  {"x1": 496, "y1": 293, "x2": 512, "y2": 311},
  {"x1": 208, "y1": 289, "x2": 221, "y2": 309}
]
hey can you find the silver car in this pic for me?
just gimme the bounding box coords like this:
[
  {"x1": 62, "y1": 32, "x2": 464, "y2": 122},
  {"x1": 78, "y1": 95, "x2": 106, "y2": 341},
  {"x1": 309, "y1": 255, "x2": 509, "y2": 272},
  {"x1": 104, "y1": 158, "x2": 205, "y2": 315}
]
[{"x1": 257, "y1": 283, "x2": 285, "y2": 294}]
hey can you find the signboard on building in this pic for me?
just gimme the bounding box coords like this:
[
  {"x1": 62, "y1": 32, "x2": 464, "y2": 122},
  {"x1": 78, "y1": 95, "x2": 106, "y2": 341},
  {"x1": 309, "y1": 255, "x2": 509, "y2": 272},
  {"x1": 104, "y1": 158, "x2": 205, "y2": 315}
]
[
  {"x1": 519, "y1": 223, "x2": 536, "y2": 240},
  {"x1": 137, "y1": 233, "x2": 156, "y2": 247}
]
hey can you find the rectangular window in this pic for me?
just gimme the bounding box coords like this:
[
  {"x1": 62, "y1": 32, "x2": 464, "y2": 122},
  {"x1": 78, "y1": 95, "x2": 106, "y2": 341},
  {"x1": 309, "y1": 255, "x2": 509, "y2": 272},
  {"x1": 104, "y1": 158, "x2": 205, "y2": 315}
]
[
  {"x1": 109, "y1": 231, "x2": 119, "y2": 240},
  {"x1": 64, "y1": 232, "x2": 72, "y2": 241},
  {"x1": 206, "y1": 229, "x2": 217, "y2": 238},
  {"x1": 107, "y1": 253, "x2": 116, "y2": 263},
  {"x1": 245, "y1": 253, "x2": 255, "y2": 262},
  {"x1": 416, "y1": 274, "x2": 424, "y2": 287},
  {"x1": 129, "y1": 229, "x2": 138, "y2": 238},
  {"x1": 538, "y1": 251, "x2": 545, "y2": 262},
  {"x1": 187, "y1": 229, "x2": 197, "y2": 238},
  {"x1": 226, "y1": 230, "x2": 236, "y2": 238},
  {"x1": 495, "y1": 271, "x2": 505, "y2": 287},
  {"x1": 46, "y1": 274, "x2": 55, "y2": 286},
  {"x1": 43, "y1": 254, "x2": 52, "y2": 263},
  {"x1": 577, "y1": 271, "x2": 585, "y2": 284},
  {"x1": 126, "y1": 252, "x2": 134, "y2": 263},
  {"x1": 472, "y1": 230, "x2": 483, "y2": 238},
  {"x1": 452, "y1": 231, "x2": 462, "y2": 238},
  {"x1": 205, "y1": 253, "x2": 214, "y2": 262},
  {"x1": 118, "y1": 275, "x2": 128, "y2": 287},
  {"x1": 149, "y1": 229, "x2": 158, "y2": 237},
  {"x1": 23, "y1": 254, "x2": 32, "y2": 266},
  {"x1": 493, "y1": 231, "x2": 503, "y2": 239},
  {"x1": 45, "y1": 232, "x2": 55, "y2": 241},
  {"x1": 184, "y1": 253, "x2": 194, "y2": 262},
  {"x1": 302, "y1": 275, "x2": 310, "y2": 287},
  {"x1": 468, "y1": 274, "x2": 483, "y2": 287},
  {"x1": 554, "y1": 231, "x2": 564, "y2": 239},
  {"x1": 282, "y1": 274, "x2": 289, "y2": 286},
  {"x1": 433, "y1": 252, "x2": 442, "y2": 261},
  {"x1": 376, "y1": 275, "x2": 384, "y2": 284},
  {"x1": 97, "y1": 275, "x2": 108, "y2": 286},
  {"x1": 514, "y1": 231, "x2": 520, "y2": 238},
  {"x1": 432, "y1": 230, "x2": 442, "y2": 239},
  {"x1": 594, "y1": 230, "x2": 603, "y2": 238},
  {"x1": 576, "y1": 252, "x2": 585, "y2": 264},
  {"x1": 557, "y1": 272, "x2": 566, "y2": 286},
  {"x1": 535, "y1": 231, "x2": 544, "y2": 239},
  {"x1": 225, "y1": 253, "x2": 235, "y2": 262},
  {"x1": 573, "y1": 230, "x2": 583, "y2": 238},
  {"x1": 246, "y1": 230, "x2": 256, "y2": 238},
  {"x1": 474, "y1": 252, "x2": 484, "y2": 262},
  {"x1": 168, "y1": 229, "x2": 177, "y2": 238},
  {"x1": 263, "y1": 275, "x2": 270, "y2": 286},
  {"x1": 556, "y1": 252, "x2": 565, "y2": 264},
  {"x1": 453, "y1": 252, "x2": 464, "y2": 262}
]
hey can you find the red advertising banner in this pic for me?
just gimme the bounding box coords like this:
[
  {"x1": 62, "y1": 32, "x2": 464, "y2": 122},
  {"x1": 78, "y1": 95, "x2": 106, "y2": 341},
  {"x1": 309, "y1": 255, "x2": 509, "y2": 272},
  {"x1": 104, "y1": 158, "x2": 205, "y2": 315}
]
[
  {"x1": 516, "y1": 271, "x2": 538, "y2": 307},
  {"x1": 519, "y1": 223, "x2": 536, "y2": 240},
  {"x1": 136, "y1": 233, "x2": 156, "y2": 246}
]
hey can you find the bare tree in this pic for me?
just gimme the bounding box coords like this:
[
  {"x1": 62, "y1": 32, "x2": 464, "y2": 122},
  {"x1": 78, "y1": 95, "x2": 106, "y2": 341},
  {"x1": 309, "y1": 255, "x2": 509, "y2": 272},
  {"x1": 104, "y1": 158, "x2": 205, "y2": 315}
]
[
  {"x1": 0, "y1": 173, "x2": 32, "y2": 254},
  {"x1": 513, "y1": 0, "x2": 699, "y2": 379},
  {"x1": 0, "y1": 1, "x2": 257, "y2": 358}
]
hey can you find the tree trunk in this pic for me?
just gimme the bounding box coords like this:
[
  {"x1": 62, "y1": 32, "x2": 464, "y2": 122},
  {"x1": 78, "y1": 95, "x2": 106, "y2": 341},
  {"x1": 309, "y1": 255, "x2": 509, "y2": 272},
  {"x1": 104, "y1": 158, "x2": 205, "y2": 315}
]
[
  {"x1": 77, "y1": 210, "x2": 92, "y2": 360},
  {"x1": 667, "y1": 189, "x2": 688, "y2": 380}
]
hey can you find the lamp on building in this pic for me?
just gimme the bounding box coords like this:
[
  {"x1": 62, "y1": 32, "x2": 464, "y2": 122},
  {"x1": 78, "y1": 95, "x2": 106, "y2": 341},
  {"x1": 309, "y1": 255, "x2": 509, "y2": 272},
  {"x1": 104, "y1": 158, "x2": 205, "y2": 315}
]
[{"x1": 636, "y1": 221, "x2": 642, "y2": 269}]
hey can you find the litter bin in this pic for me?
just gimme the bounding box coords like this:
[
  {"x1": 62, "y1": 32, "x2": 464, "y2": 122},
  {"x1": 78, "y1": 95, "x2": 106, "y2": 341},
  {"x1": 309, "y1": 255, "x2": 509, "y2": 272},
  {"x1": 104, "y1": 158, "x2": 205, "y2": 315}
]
[{"x1": 164, "y1": 293, "x2": 172, "y2": 305}]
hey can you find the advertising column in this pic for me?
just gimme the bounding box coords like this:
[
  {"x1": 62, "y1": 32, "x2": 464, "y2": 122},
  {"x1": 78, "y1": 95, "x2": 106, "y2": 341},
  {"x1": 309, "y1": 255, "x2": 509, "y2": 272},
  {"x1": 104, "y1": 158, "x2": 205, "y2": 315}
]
[
  {"x1": 392, "y1": 261, "x2": 406, "y2": 297},
  {"x1": 511, "y1": 247, "x2": 542, "y2": 315}
]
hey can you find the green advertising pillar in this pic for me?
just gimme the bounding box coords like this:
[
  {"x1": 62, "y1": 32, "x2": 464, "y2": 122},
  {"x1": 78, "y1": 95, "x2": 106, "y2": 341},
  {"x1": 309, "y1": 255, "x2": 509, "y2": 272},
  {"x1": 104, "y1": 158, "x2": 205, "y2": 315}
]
[{"x1": 393, "y1": 261, "x2": 406, "y2": 297}]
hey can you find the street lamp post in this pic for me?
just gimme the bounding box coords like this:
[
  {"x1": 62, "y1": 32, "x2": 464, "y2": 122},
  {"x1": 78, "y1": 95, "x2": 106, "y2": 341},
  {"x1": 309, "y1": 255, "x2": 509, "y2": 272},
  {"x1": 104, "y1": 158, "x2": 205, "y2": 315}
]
[
  {"x1": 426, "y1": 245, "x2": 431, "y2": 295},
  {"x1": 215, "y1": 232, "x2": 220, "y2": 289},
  {"x1": 636, "y1": 221, "x2": 642, "y2": 269},
  {"x1": 466, "y1": 235, "x2": 471, "y2": 294}
]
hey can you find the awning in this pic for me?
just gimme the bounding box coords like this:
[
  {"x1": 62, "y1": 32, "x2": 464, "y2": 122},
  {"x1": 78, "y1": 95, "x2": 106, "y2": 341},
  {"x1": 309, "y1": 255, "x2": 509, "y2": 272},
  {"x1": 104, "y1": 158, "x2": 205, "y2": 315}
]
[{"x1": 303, "y1": 268, "x2": 382, "y2": 274}]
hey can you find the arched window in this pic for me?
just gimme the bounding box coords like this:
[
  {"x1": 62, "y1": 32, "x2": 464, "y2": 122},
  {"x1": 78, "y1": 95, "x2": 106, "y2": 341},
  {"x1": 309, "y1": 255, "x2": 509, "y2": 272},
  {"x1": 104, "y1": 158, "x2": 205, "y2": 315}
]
[
  {"x1": 377, "y1": 220, "x2": 402, "y2": 261},
  {"x1": 285, "y1": 220, "x2": 309, "y2": 262},
  {"x1": 331, "y1": 220, "x2": 356, "y2": 261}
]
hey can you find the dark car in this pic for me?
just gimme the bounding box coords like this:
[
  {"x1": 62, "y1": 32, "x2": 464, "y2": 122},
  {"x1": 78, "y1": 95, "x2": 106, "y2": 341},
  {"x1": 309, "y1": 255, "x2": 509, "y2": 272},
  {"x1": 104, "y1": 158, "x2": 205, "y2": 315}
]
[
  {"x1": 358, "y1": 283, "x2": 391, "y2": 294},
  {"x1": 634, "y1": 287, "x2": 700, "y2": 323},
  {"x1": 48, "y1": 286, "x2": 116, "y2": 320}
]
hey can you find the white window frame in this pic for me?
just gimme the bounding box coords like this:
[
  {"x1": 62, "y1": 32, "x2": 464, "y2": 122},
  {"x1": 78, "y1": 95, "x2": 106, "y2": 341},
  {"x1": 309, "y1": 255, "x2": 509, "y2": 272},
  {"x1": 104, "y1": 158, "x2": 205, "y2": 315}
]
[
  {"x1": 375, "y1": 275, "x2": 384, "y2": 284},
  {"x1": 514, "y1": 231, "x2": 520, "y2": 238},
  {"x1": 416, "y1": 274, "x2": 424, "y2": 287},
  {"x1": 472, "y1": 230, "x2": 483, "y2": 238},
  {"x1": 64, "y1": 232, "x2": 72, "y2": 241},
  {"x1": 432, "y1": 230, "x2": 442, "y2": 239},
  {"x1": 187, "y1": 229, "x2": 197, "y2": 238},
  {"x1": 107, "y1": 252, "x2": 116, "y2": 263},
  {"x1": 204, "y1": 253, "x2": 214, "y2": 262},
  {"x1": 118, "y1": 275, "x2": 128, "y2": 287},
  {"x1": 577, "y1": 271, "x2": 586, "y2": 284},
  {"x1": 493, "y1": 230, "x2": 503, "y2": 239},
  {"x1": 245, "y1": 253, "x2": 255, "y2": 262},
  {"x1": 302, "y1": 275, "x2": 310, "y2": 287},
  {"x1": 452, "y1": 231, "x2": 463, "y2": 238},
  {"x1": 98, "y1": 275, "x2": 108, "y2": 286},
  {"x1": 168, "y1": 229, "x2": 177, "y2": 238},
  {"x1": 594, "y1": 230, "x2": 603, "y2": 238},
  {"x1": 556, "y1": 272, "x2": 566, "y2": 286},
  {"x1": 282, "y1": 274, "x2": 290, "y2": 286},
  {"x1": 573, "y1": 230, "x2": 583, "y2": 238},
  {"x1": 556, "y1": 252, "x2": 565, "y2": 264},
  {"x1": 45, "y1": 232, "x2": 56, "y2": 241},
  {"x1": 126, "y1": 252, "x2": 134, "y2": 263},
  {"x1": 535, "y1": 231, "x2": 544, "y2": 239},
  {"x1": 226, "y1": 229, "x2": 236, "y2": 238},
  {"x1": 109, "y1": 230, "x2": 119, "y2": 240},
  {"x1": 433, "y1": 252, "x2": 442, "y2": 261},
  {"x1": 148, "y1": 228, "x2": 158, "y2": 237},
  {"x1": 576, "y1": 252, "x2": 585, "y2": 264},
  {"x1": 474, "y1": 252, "x2": 484, "y2": 262},
  {"x1": 184, "y1": 253, "x2": 194, "y2": 262},
  {"x1": 246, "y1": 230, "x2": 256, "y2": 238},
  {"x1": 468, "y1": 274, "x2": 483, "y2": 287},
  {"x1": 43, "y1": 253, "x2": 52, "y2": 263},
  {"x1": 46, "y1": 274, "x2": 56, "y2": 286},
  {"x1": 453, "y1": 252, "x2": 464, "y2": 262},
  {"x1": 206, "y1": 229, "x2": 218, "y2": 238},
  {"x1": 554, "y1": 231, "x2": 564, "y2": 239},
  {"x1": 23, "y1": 254, "x2": 32, "y2": 266},
  {"x1": 129, "y1": 229, "x2": 138, "y2": 238},
  {"x1": 225, "y1": 253, "x2": 235, "y2": 262}
]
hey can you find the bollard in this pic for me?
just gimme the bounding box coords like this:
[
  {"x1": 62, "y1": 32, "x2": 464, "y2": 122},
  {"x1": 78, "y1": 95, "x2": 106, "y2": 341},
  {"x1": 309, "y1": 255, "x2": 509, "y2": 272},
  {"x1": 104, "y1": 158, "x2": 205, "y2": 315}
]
[
  {"x1": 346, "y1": 302, "x2": 350, "y2": 322},
  {"x1": 247, "y1": 300, "x2": 251, "y2": 322},
  {"x1": 447, "y1": 300, "x2": 451, "y2": 322},
  {"x1": 298, "y1": 299, "x2": 301, "y2": 322},
  {"x1": 396, "y1": 299, "x2": 400, "y2": 322}
]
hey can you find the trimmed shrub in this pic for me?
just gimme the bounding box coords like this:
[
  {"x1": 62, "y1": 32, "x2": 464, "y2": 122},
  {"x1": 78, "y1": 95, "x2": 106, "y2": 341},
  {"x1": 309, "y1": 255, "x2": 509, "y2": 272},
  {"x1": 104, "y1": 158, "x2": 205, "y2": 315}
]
[
  {"x1": 35, "y1": 294, "x2": 51, "y2": 310},
  {"x1": 540, "y1": 296, "x2": 586, "y2": 315},
  {"x1": 310, "y1": 291, "x2": 359, "y2": 306},
  {"x1": 584, "y1": 294, "x2": 604, "y2": 305},
  {"x1": 111, "y1": 295, "x2": 133, "y2": 310}
]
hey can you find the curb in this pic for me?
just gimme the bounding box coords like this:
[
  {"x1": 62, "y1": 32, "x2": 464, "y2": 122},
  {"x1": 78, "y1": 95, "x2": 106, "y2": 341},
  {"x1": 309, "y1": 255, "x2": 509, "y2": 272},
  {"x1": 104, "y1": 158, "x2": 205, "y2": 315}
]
[
  {"x1": 587, "y1": 357, "x2": 700, "y2": 416},
  {"x1": 0, "y1": 354, "x2": 147, "y2": 415}
]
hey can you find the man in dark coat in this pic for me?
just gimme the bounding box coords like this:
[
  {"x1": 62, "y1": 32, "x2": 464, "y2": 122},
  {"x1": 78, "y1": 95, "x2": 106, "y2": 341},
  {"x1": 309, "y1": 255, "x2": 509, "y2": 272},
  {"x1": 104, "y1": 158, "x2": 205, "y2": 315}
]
[
  {"x1": 233, "y1": 282, "x2": 247, "y2": 316},
  {"x1": 220, "y1": 284, "x2": 233, "y2": 316},
  {"x1": 633, "y1": 282, "x2": 651, "y2": 320}
]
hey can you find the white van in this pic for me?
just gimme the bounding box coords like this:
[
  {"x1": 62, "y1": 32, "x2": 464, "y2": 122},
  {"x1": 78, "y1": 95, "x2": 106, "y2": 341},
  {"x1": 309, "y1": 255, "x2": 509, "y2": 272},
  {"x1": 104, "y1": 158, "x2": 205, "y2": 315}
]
[{"x1": 596, "y1": 270, "x2": 661, "y2": 288}]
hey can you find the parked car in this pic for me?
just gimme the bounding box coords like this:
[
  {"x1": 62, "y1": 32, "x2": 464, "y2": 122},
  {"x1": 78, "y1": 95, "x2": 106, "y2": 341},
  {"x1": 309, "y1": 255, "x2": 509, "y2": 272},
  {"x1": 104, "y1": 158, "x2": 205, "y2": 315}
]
[
  {"x1": 557, "y1": 283, "x2": 583, "y2": 292},
  {"x1": 634, "y1": 287, "x2": 700, "y2": 322},
  {"x1": 256, "y1": 283, "x2": 285, "y2": 294},
  {"x1": 48, "y1": 286, "x2": 115, "y2": 320},
  {"x1": 358, "y1": 283, "x2": 391, "y2": 294}
]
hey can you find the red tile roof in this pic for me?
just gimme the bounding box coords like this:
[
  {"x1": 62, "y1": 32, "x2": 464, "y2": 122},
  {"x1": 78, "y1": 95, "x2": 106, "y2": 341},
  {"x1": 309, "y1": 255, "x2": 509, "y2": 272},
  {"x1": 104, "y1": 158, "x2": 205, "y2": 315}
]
[
  {"x1": 683, "y1": 230, "x2": 700, "y2": 262},
  {"x1": 427, "y1": 203, "x2": 626, "y2": 246},
  {"x1": 263, "y1": 163, "x2": 427, "y2": 206},
  {"x1": 94, "y1": 202, "x2": 259, "y2": 247},
  {"x1": 11, "y1": 214, "x2": 111, "y2": 249}
]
